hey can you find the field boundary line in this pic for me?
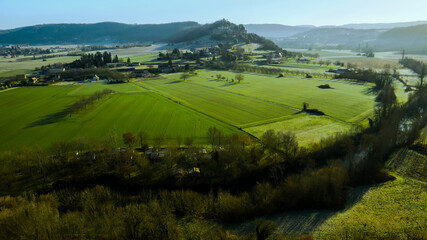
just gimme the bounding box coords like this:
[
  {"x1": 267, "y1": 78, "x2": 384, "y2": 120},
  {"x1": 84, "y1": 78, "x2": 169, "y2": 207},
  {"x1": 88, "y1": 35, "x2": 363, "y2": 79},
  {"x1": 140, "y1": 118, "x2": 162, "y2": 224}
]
[
  {"x1": 137, "y1": 83, "x2": 260, "y2": 140},
  {"x1": 0, "y1": 87, "x2": 18, "y2": 93},
  {"x1": 185, "y1": 81, "x2": 356, "y2": 127}
]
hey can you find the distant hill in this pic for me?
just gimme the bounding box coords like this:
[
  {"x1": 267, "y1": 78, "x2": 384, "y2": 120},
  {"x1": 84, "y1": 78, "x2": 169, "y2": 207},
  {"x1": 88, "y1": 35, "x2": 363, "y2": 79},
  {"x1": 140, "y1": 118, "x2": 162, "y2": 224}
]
[
  {"x1": 375, "y1": 24, "x2": 427, "y2": 53},
  {"x1": 0, "y1": 22, "x2": 201, "y2": 45},
  {"x1": 340, "y1": 21, "x2": 427, "y2": 30},
  {"x1": 0, "y1": 20, "x2": 282, "y2": 51},
  {"x1": 274, "y1": 28, "x2": 383, "y2": 48},
  {"x1": 244, "y1": 24, "x2": 315, "y2": 38},
  {"x1": 270, "y1": 23, "x2": 427, "y2": 53},
  {"x1": 169, "y1": 19, "x2": 282, "y2": 51}
]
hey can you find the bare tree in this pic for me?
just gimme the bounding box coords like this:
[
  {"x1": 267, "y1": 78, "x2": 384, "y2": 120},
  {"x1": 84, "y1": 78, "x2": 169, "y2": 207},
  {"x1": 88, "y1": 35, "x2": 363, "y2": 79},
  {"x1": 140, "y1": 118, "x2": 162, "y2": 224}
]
[{"x1": 123, "y1": 132, "x2": 137, "y2": 148}]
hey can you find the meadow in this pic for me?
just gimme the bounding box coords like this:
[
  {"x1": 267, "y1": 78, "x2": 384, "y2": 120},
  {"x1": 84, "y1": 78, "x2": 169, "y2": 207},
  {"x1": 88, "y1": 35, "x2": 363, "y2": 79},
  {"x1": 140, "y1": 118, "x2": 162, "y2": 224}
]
[
  {"x1": 314, "y1": 176, "x2": 426, "y2": 239},
  {"x1": 0, "y1": 83, "x2": 240, "y2": 152},
  {"x1": 0, "y1": 56, "x2": 79, "y2": 76},
  {"x1": 0, "y1": 51, "x2": 392, "y2": 150}
]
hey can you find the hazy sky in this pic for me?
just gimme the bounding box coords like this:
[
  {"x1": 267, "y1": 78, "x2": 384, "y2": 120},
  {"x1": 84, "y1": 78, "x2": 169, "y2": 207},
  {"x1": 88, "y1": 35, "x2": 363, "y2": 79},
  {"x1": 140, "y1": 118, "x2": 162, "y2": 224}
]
[{"x1": 1, "y1": 0, "x2": 427, "y2": 29}]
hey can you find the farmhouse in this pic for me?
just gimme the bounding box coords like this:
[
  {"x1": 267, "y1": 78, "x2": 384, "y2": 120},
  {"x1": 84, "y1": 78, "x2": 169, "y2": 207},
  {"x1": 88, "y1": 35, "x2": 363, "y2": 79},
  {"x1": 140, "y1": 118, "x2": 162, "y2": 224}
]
[{"x1": 28, "y1": 77, "x2": 38, "y2": 85}]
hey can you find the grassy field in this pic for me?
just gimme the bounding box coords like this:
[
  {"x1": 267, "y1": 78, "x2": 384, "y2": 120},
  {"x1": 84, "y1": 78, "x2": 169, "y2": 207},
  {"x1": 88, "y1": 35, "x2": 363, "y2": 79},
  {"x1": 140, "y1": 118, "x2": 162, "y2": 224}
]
[
  {"x1": 0, "y1": 56, "x2": 79, "y2": 74},
  {"x1": 314, "y1": 176, "x2": 426, "y2": 239},
  {"x1": 133, "y1": 70, "x2": 377, "y2": 146},
  {"x1": 245, "y1": 114, "x2": 354, "y2": 146},
  {"x1": 0, "y1": 84, "x2": 241, "y2": 152},
  {"x1": 129, "y1": 53, "x2": 160, "y2": 63},
  {"x1": 156, "y1": 70, "x2": 377, "y2": 123},
  {"x1": 136, "y1": 79, "x2": 298, "y2": 127}
]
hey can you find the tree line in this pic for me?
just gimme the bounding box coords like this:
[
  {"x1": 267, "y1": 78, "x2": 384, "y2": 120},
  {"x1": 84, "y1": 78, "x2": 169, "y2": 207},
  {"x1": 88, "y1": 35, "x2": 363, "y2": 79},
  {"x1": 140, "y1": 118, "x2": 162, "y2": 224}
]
[
  {"x1": 70, "y1": 51, "x2": 120, "y2": 69},
  {"x1": 64, "y1": 89, "x2": 114, "y2": 117}
]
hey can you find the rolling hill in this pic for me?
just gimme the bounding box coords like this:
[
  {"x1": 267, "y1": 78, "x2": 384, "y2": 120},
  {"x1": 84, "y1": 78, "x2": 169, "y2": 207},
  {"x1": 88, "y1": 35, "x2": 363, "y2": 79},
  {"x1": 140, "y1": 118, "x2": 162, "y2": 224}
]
[
  {"x1": 0, "y1": 22, "x2": 201, "y2": 45},
  {"x1": 244, "y1": 24, "x2": 315, "y2": 38}
]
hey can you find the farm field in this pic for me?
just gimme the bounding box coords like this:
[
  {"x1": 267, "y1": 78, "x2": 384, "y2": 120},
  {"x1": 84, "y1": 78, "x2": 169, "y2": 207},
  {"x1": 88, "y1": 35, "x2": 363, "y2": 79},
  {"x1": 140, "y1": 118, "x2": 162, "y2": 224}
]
[
  {"x1": 0, "y1": 84, "x2": 240, "y2": 153},
  {"x1": 155, "y1": 70, "x2": 377, "y2": 123},
  {"x1": 313, "y1": 176, "x2": 426, "y2": 239},
  {"x1": 136, "y1": 78, "x2": 298, "y2": 127},
  {"x1": 88, "y1": 44, "x2": 168, "y2": 58},
  {"x1": 134, "y1": 70, "x2": 379, "y2": 146},
  {"x1": 245, "y1": 114, "x2": 353, "y2": 146},
  {"x1": 0, "y1": 56, "x2": 79, "y2": 75}
]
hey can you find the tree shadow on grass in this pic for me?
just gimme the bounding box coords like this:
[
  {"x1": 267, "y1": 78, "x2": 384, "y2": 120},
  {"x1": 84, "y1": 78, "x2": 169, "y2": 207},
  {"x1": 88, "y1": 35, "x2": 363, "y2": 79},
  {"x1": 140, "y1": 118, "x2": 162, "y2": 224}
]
[
  {"x1": 363, "y1": 86, "x2": 380, "y2": 96},
  {"x1": 26, "y1": 111, "x2": 68, "y2": 128},
  {"x1": 166, "y1": 80, "x2": 182, "y2": 84},
  {"x1": 294, "y1": 109, "x2": 326, "y2": 116},
  {"x1": 219, "y1": 82, "x2": 238, "y2": 87},
  {"x1": 223, "y1": 185, "x2": 373, "y2": 236}
]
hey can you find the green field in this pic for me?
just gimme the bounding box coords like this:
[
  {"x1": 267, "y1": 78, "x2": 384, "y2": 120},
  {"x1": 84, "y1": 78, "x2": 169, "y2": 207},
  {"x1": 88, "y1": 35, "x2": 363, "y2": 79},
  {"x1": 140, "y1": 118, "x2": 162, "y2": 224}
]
[
  {"x1": 136, "y1": 79, "x2": 298, "y2": 127},
  {"x1": 0, "y1": 84, "x2": 240, "y2": 152},
  {"x1": 0, "y1": 56, "x2": 79, "y2": 75},
  {"x1": 132, "y1": 70, "x2": 378, "y2": 146},
  {"x1": 1, "y1": 59, "x2": 382, "y2": 150},
  {"x1": 245, "y1": 114, "x2": 353, "y2": 146},
  {"x1": 314, "y1": 176, "x2": 426, "y2": 239},
  {"x1": 192, "y1": 70, "x2": 374, "y2": 122}
]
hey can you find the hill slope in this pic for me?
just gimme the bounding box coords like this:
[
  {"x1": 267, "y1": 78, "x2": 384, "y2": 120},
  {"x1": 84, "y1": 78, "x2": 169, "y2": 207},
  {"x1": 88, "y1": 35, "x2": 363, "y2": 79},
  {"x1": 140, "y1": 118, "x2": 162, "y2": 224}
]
[
  {"x1": 0, "y1": 22, "x2": 200, "y2": 45},
  {"x1": 244, "y1": 24, "x2": 315, "y2": 38},
  {"x1": 169, "y1": 19, "x2": 282, "y2": 51},
  {"x1": 375, "y1": 24, "x2": 427, "y2": 53}
]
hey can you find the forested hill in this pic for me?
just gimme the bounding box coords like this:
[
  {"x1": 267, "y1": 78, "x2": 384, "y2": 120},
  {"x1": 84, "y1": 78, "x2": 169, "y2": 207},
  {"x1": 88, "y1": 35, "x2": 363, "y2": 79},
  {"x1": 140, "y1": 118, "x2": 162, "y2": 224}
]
[
  {"x1": 375, "y1": 24, "x2": 427, "y2": 52},
  {"x1": 0, "y1": 20, "x2": 282, "y2": 51},
  {"x1": 0, "y1": 22, "x2": 201, "y2": 45},
  {"x1": 169, "y1": 19, "x2": 283, "y2": 51}
]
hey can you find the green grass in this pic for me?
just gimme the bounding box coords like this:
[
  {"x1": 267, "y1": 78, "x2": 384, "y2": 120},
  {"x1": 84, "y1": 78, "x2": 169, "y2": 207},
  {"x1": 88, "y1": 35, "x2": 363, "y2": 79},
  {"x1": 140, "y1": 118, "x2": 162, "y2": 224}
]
[
  {"x1": 66, "y1": 82, "x2": 147, "y2": 96},
  {"x1": 136, "y1": 79, "x2": 298, "y2": 127},
  {"x1": 244, "y1": 114, "x2": 354, "y2": 146},
  {"x1": 314, "y1": 176, "x2": 427, "y2": 239},
  {"x1": 386, "y1": 147, "x2": 427, "y2": 182},
  {"x1": 0, "y1": 69, "x2": 34, "y2": 78},
  {"x1": 129, "y1": 53, "x2": 159, "y2": 63},
  {"x1": 158, "y1": 70, "x2": 376, "y2": 124},
  {"x1": 0, "y1": 56, "x2": 79, "y2": 72},
  {"x1": 0, "y1": 85, "x2": 240, "y2": 152},
  {"x1": 134, "y1": 69, "x2": 376, "y2": 145}
]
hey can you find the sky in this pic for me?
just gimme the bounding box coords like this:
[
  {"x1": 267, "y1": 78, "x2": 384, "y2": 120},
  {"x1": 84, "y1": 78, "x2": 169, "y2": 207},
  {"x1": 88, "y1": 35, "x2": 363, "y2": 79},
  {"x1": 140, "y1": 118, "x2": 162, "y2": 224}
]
[{"x1": 1, "y1": 0, "x2": 427, "y2": 29}]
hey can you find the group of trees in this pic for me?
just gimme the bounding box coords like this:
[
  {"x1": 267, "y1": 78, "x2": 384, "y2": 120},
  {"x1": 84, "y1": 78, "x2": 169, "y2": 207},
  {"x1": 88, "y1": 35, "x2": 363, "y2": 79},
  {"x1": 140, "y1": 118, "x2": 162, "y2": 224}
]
[
  {"x1": 158, "y1": 48, "x2": 214, "y2": 61},
  {"x1": 0, "y1": 45, "x2": 51, "y2": 57},
  {"x1": 63, "y1": 89, "x2": 114, "y2": 117},
  {"x1": 69, "y1": 51, "x2": 120, "y2": 69},
  {"x1": 399, "y1": 57, "x2": 426, "y2": 86}
]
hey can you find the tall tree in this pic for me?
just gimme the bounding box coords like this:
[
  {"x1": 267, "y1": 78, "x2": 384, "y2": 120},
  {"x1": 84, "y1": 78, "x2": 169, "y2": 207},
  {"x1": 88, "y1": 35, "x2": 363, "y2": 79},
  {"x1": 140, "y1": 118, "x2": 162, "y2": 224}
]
[
  {"x1": 180, "y1": 73, "x2": 191, "y2": 81},
  {"x1": 138, "y1": 131, "x2": 149, "y2": 150},
  {"x1": 123, "y1": 132, "x2": 137, "y2": 148},
  {"x1": 235, "y1": 73, "x2": 244, "y2": 83},
  {"x1": 420, "y1": 63, "x2": 426, "y2": 87},
  {"x1": 113, "y1": 55, "x2": 119, "y2": 63}
]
